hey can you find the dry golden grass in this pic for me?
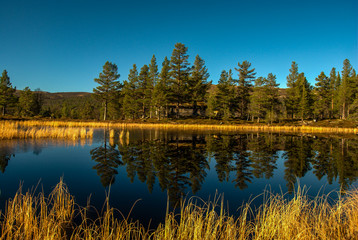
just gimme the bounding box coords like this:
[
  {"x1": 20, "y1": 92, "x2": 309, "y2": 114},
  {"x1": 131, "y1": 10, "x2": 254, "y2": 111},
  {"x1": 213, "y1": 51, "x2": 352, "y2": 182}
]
[
  {"x1": 1, "y1": 181, "x2": 358, "y2": 240},
  {"x1": 0, "y1": 121, "x2": 93, "y2": 140},
  {"x1": 3, "y1": 119, "x2": 357, "y2": 135}
]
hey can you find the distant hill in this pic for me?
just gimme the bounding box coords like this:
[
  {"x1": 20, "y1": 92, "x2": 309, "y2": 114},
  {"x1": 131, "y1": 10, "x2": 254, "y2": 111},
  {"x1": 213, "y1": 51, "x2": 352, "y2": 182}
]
[{"x1": 41, "y1": 92, "x2": 92, "y2": 101}]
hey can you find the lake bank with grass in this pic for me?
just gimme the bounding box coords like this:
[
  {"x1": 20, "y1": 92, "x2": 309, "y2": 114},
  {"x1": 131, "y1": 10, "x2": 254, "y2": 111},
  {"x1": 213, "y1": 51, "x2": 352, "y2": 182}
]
[
  {"x1": 1, "y1": 179, "x2": 357, "y2": 240},
  {"x1": 1, "y1": 119, "x2": 358, "y2": 138}
]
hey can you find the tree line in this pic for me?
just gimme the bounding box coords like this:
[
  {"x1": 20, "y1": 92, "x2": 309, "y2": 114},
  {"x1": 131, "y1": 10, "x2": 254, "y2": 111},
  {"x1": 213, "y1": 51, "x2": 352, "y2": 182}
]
[{"x1": 1, "y1": 43, "x2": 356, "y2": 121}]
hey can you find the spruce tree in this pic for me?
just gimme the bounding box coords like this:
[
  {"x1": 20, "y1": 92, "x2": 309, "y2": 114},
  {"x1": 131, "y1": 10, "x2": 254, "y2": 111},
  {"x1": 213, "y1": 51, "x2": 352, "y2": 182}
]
[
  {"x1": 138, "y1": 64, "x2": 152, "y2": 118},
  {"x1": 188, "y1": 55, "x2": 210, "y2": 116},
  {"x1": 328, "y1": 68, "x2": 338, "y2": 118},
  {"x1": 123, "y1": 64, "x2": 140, "y2": 119},
  {"x1": 234, "y1": 61, "x2": 256, "y2": 119},
  {"x1": 169, "y1": 43, "x2": 191, "y2": 118},
  {"x1": 0, "y1": 70, "x2": 17, "y2": 116},
  {"x1": 297, "y1": 73, "x2": 312, "y2": 121},
  {"x1": 285, "y1": 61, "x2": 300, "y2": 118},
  {"x1": 149, "y1": 55, "x2": 159, "y2": 118},
  {"x1": 216, "y1": 70, "x2": 236, "y2": 120},
  {"x1": 264, "y1": 73, "x2": 280, "y2": 124},
  {"x1": 152, "y1": 57, "x2": 170, "y2": 119},
  {"x1": 313, "y1": 72, "x2": 330, "y2": 119},
  {"x1": 93, "y1": 62, "x2": 121, "y2": 120},
  {"x1": 339, "y1": 59, "x2": 354, "y2": 119},
  {"x1": 249, "y1": 77, "x2": 266, "y2": 122},
  {"x1": 18, "y1": 87, "x2": 35, "y2": 117}
]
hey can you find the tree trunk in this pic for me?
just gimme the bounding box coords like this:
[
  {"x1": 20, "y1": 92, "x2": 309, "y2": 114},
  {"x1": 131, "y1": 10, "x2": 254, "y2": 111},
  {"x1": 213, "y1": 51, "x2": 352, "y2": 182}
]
[
  {"x1": 331, "y1": 96, "x2": 334, "y2": 119},
  {"x1": 342, "y1": 102, "x2": 346, "y2": 119},
  {"x1": 176, "y1": 102, "x2": 180, "y2": 119},
  {"x1": 103, "y1": 101, "x2": 107, "y2": 121},
  {"x1": 192, "y1": 100, "x2": 198, "y2": 116}
]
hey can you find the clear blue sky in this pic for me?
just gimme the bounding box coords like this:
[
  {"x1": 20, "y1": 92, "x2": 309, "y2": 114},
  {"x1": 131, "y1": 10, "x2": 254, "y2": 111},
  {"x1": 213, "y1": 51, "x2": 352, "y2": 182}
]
[{"x1": 1, "y1": 0, "x2": 357, "y2": 92}]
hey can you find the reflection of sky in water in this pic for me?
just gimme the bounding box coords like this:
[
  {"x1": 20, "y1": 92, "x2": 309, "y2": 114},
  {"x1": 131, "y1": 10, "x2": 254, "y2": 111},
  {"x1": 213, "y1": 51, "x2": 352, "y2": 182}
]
[{"x1": 0, "y1": 129, "x2": 357, "y2": 226}]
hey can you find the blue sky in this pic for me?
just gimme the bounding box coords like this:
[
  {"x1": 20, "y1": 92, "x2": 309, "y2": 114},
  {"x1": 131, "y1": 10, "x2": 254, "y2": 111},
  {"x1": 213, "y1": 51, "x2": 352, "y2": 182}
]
[{"x1": 0, "y1": 0, "x2": 357, "y2": 92}]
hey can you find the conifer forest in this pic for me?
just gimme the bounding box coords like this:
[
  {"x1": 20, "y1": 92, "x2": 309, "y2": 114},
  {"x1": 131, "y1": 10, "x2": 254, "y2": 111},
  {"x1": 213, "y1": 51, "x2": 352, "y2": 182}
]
[{"x1": 1, "y1": 43, "x2": 357, "y2": 123}]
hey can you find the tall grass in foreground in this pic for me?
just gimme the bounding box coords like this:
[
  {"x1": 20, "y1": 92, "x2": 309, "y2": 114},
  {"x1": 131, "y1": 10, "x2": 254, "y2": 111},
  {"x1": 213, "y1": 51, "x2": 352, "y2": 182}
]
[
  {"x1": 4, "y1": 120, "x2": 358, "y2": 135},
  {"x1": 0, "y1": 121, "x2": 93, "y2": 140},
  {"x1": 1, "y1": 181, "x2": 358, "y2": 239}
]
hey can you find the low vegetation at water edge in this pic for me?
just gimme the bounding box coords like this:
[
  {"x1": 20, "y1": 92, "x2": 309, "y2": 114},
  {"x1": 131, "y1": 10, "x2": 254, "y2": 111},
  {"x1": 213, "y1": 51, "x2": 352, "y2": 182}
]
[
  {"x1": 1, "y1": 120, "x2": 358, "y2": 136},
  {"x1": 0, "y1": 121, "x2": 93, "y2": 140},
  {"x1": 1, "y1": 180, "x2": 358, "y2": 239}
]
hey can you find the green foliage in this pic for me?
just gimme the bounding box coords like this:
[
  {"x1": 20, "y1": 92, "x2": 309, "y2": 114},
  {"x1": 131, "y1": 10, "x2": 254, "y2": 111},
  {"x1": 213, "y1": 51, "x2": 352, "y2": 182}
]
[
  {"x1": 297, "y1": 73, "x2": 313, "y2": 121},
  {"x1": 93, "y1": 61, "x2": 122, "y2": 120},
  {"x1": 152, "y1": 57, "x2": 170, "y2": 119},
  {"x1": 234, "y1": 61, "x2": 256, "y2": 119},
  {"x1": 123, "y1": 64, "x2": 140, "y2": 119},
  {"x1": 249, "y1": 77, "x2": 266, "y2": 122},
  {"x1": 149, "y1": 55, "x2": 159, "y2": 118},
  {"x1": 138, "y1": 64, "x2": 153, "y2": 118},
  {"x1": 169, "y1": 43, "x2": 191, "y2": 118},
  {"x1": 328, "y1": 68, "x2": 340, "y2": 118},
  {"x1": 0, "y1": 70, "x2": 17, "y2": 116},
  {"x1": 338, "y1": 59, "x2": 356, "y2": 119},
  {"x1": 18, "y1": 87, "x2": 36, "y2": 117},
  {"x1": 216, "y1": 70, "x2": 236, "y2": 120},
  {"x1": 206, "y1": 88, "x2": 217, "y2": 119},
  {"x1": 264, "y1": 73, "x2": 281, "y2": 123},
  {"x1": 313, "y1": 72, "x2": 330, "y2": 119},
  {"x1": 249, "y1": 73, "x2": 280, "y2": 123},
  {"x1": 285, "y1": 61, "x2": 300, "y2": 118},
  {"x1": 188, "y1": 55, "x2": 211, "y2": 116}
]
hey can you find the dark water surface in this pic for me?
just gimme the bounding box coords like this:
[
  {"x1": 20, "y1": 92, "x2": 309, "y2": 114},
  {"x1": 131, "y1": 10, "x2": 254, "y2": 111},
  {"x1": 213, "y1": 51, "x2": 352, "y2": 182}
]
[{"x1": 1, "y1": 128, "x2": 358, "y2": 226}]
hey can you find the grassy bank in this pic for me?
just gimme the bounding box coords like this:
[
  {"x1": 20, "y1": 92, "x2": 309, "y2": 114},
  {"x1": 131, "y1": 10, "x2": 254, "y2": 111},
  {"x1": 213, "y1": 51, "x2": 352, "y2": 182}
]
[
  {"x1": 2, "y1": 119, "x2": 358, "y2": 136},
  {"x1": 1, "y1": 180, "x2": 358, "y2": 239}
]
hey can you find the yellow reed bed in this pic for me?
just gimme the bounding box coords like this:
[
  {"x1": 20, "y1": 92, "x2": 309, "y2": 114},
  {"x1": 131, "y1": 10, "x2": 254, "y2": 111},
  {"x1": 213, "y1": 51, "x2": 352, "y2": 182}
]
[
  {"x1": 0, "y1": 121, "x2": 93, "y2": 140},
  {"x1": 1, "y1": 181, "x2": 358, "y2": 239},
  {"x1": 4, "y1": 120, "x2": 358, "y2": 135}
]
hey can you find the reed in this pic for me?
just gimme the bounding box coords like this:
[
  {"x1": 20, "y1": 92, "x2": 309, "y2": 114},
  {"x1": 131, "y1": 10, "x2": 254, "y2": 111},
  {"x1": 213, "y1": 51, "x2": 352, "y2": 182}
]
[
  {"x1": 2, "y1": 120, "x2": 357, "y2": 135},
  {"x1": 1, "y1": 181, "x2": 358, "y2": 239},
  {"x1": 0, "y1": 121, "x2": 93, "y2": 140}
]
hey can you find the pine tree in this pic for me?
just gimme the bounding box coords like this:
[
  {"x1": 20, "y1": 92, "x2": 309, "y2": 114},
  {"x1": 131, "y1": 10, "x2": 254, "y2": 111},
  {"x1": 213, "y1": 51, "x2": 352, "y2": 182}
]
[
  {"x1": 264, "y1": 73, "x2": 280, "y2": 124},
  {"x1": 0, "y1": 70, "x2": 17, "y2": 116},
  {"x1": 313, "y1": 72, "x2": 330, "y2": 119},
  {"x1": 149, "y1": 55, "x2": 159, "y2": 118},
  {"x1": 297, "y1": 73, "x2": 312, "y2": 121},
  {"x1": 338, "y1": 59, "x2": 354, "y2": 119},
  {"x1": 18, "y1": 87, "x2": 35, "y2": 117},
  {"x1": 206, "y1": 89, "x2": 217, "y2": 119},
  {"x1": 123, "y1": 64, "x2": 140, "y2": 119},
  {"x1": 216, "y1": 70, "x2": 236, "y2": 120},
  {"x1": 328, "y1": 68, "x2": 338, "y2": 118},
  {"x1": 93, "y1": 62, "x2": 121, "y2": 120},
  {"x1": 138, "y1": 64, "x2": 152, "y2": 118},
  {"x1": 152, "y1": 57, "x2": 170, "y2": 119},
  {"x1": 249, "y1": 77, "x2": 266, "y2": 122},
  {"x1": 32, "y1": 88, "x2": 43, "y2": 116},
  {"x1": 169, "y1": 43, "x2": 191, "y2": 118},
  {"x1": 285, "y1": 61, "x2": 300, "y2": 118},
  {"x1": 188, "y1": 55, "x2": 210, "y2": 116},
  {"x1": 234, "y1": 61, "x2": 256, "y2": 119}
]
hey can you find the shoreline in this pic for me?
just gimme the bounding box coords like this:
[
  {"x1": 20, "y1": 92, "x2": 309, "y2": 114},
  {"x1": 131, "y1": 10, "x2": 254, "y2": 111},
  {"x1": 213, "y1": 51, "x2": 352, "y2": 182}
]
[{"x1": 1, "y1": 119, "x2": 357, "y2": 135}]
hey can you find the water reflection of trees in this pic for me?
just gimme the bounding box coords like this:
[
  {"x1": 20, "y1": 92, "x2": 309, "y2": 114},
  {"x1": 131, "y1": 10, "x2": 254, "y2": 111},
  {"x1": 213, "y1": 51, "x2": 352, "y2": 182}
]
[
  {"x1": 119, "y1": 135, "x2": 209, "y2": 204},
  {"x1": 0, "y1": 147, "x2": 14, "y2": 173},
  {"x1": 90, "y1": 130, "x2": 122, "y2": 187},
  {"x1": 89, "y1": 130, "x2": 358, "y2": 203}
]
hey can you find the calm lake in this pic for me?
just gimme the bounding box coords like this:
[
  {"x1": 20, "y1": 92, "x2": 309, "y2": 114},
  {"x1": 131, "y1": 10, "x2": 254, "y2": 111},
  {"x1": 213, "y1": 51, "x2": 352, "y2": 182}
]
[{"x1": 1, "y1": 128, "x2": 358, "y2": 226}]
